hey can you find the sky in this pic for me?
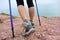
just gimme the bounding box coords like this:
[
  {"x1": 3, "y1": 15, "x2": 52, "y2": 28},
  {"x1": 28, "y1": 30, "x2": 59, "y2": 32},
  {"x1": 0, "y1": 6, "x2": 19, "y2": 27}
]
[
  {"x1": 0, "y1": 0, "x2": 16, "y2": 11},
  {"x1": 0, "y1": 0, "x2": 60, "y2": 11},
  {"x1": 0, "y1": 0, "x2": 60, "y2": 17}
]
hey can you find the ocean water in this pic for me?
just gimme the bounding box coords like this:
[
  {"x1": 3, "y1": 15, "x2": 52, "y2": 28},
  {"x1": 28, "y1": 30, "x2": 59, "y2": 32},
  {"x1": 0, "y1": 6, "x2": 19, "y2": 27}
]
[
  {"x1": 0, "y1": 0, "x2": 60, "y2": 18},
  {"x1": 0, "y1": 3, "x2": 60, "y2": 18}
]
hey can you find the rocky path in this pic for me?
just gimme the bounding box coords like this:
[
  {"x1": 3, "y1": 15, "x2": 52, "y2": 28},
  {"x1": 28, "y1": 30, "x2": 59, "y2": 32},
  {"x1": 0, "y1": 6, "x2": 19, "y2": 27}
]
[{"x1": 0, "y1": 15, "x2": 60, "y2": 40}]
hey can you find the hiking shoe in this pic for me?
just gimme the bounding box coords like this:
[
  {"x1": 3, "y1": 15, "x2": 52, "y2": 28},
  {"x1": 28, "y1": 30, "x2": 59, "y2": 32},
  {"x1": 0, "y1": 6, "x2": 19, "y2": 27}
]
[
  {"x1": 22, "y1": 20, "x2": 31, "y2": 28},
  {"x1": 30, "y1": 20, "x2": 35, "y2": 28},
  {"x1": 22, "y1": 20, "x2": 35, "y2": 36},
  {"x1": 22, "y1": 25, "x2": 35, "y2": 36}
]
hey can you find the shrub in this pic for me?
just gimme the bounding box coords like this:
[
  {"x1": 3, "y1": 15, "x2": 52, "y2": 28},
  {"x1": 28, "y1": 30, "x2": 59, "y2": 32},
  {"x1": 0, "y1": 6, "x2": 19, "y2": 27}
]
[
  {"x1": 42, "y1": 16, "x2": 47, "y2": 18},
  {"x1": 0, "y1": 19, "x2": 3, "y2": 23}
]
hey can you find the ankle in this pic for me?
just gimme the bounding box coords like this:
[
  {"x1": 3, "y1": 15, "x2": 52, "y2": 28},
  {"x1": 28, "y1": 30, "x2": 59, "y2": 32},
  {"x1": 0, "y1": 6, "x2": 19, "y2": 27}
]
[
  {"x1": 30, "y1": 20, "x2": 33, "y2": 22},
  {"x1": 30, "y1": 20, "x2": 34, "y2": 26},
  {"x1": 22, "y1": 19, "x2": 31, "y2": 27}
]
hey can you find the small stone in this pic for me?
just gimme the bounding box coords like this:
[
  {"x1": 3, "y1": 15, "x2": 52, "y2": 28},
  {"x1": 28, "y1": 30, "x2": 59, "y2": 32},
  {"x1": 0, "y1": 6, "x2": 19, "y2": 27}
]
[{"x1": 1, "y1": 38, "x2": 6, "y2": 40}]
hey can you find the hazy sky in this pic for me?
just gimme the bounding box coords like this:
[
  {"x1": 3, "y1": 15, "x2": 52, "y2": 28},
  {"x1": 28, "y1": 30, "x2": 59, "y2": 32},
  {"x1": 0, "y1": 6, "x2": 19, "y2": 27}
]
[
  {"x1": 0, "y1": 0, "x2": 16, "y2": 11},
  {"x1": 0, "y1": 0, "x2": 60, "y2": 11},
  {"x1": 0, "y1": 0, "x2": 60, "y2": 17}
]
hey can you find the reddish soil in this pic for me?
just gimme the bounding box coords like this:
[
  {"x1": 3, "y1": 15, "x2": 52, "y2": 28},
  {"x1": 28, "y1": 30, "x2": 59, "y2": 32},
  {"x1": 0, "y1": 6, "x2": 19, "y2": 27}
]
[{"x1": 0, "y1": 14, "x2": 60, "y2": 40}]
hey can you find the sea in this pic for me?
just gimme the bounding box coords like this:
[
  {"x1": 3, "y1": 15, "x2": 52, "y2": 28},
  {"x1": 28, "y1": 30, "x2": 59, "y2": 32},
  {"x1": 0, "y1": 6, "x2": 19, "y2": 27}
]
[{"x1": 0, "y1": 3, "x2": 60, "y2": 18}]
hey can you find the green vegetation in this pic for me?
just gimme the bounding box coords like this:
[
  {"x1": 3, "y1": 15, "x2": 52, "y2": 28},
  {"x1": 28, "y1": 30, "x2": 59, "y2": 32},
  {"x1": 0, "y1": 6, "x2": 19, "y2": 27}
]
[
  {"x1": 0, "y1": 13, "x2": 16, "y2": 19},
  {"x1": 0, "y1": 19, "x2": 3, "y2": 23},
  {"x1": 1, "y1": 13, "x2": 10, "y2": 16},
  {"x1": 42, "y1": 16, "x2": 47, "y2": 18},
  {"x1": 12, "y1": 16, "x2": 16, "y2": 19}
]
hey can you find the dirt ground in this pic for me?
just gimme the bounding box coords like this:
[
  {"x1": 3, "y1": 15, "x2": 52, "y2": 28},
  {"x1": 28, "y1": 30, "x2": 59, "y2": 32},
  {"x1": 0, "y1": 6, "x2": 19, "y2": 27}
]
[{"x1": 0, "y1": 14, "x2": 60, "y2": 40}]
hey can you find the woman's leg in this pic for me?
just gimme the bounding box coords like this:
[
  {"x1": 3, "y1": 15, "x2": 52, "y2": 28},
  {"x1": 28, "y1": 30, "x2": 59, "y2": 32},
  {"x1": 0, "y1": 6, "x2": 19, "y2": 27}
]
[
  {"x1": 27, "y1": 0, "x2": 34, "y2": 20},
  {"x1": 16, "y1": 0, "x2": 27, "y2": 20},
  {"x1": 27, "y1": 0, "x2": 34, "y2": 26},
  {"x1": 16, "y1": 0, "x2": 35, "y2": 36},
  {"x1": 29, "y1": 7, "x2": 34, "y2": 20}
]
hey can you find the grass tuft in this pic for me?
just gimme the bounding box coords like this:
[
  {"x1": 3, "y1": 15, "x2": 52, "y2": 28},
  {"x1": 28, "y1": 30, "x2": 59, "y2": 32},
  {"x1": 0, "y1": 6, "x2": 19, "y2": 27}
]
[
  {"x1": 42, "y1": 16, "x2": 47, "y2": 18},
  {"x1": 0, "y1": 19, "x2": 3, "y2": 23},
  {"x1": 1, "y1": 13, "x2": 10, "y2": 16},
  {"x1": 1, "y1": 13, "x2": 16, "y2": 19}
]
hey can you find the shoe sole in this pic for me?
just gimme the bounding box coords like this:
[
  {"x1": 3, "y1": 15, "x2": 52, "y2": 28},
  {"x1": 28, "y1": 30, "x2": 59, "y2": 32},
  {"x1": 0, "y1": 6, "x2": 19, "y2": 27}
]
[{"x1": 22, "y1": 28, "x2": 35, "y2": 36}]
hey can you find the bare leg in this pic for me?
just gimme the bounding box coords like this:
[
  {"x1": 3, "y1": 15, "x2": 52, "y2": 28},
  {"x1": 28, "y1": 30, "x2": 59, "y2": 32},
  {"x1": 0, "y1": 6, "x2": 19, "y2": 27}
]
[
  {"x1": 29, "y1": 7, "x2": 34, "y2": 20},
  {"x1": 28, "y1": 7, "x2": 34, "y2": 26},
  {"x1": 17, "y1": 0, "x2": 35, "y2": 36},
  {"x1": 18, "y1": 5, "x2": 27, "y2": 20}
]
